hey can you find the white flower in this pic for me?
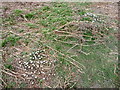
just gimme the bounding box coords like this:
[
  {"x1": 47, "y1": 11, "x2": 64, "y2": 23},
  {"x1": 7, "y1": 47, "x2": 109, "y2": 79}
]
[
  {"x1": 22, "y1": 74, "x2": 26, "y2": 77},
  {"x1": 36, "y1": 64, "x2": 39, "y2": 68},
  {"x1": 31, "y1": 82, "x2": 34, "y2": 84},
  {"x1": 35, "y1": 76, "x2": 37, "y2": 78},
  {"x1": 31, "y1": 67, "x2": 33, "y2": 69},
  {"x1": 41, "y1": 71, "x2": 45, "y2": 74},
  {"x1": 40, "y1": 61, "x2": 43, "y2": 64},
  {"x1": 42, "y1": 78, "x2": 45, "y2": 80},
  {"x1": 28, "y1": 66, "x2": 30, "y2": 69},
  {"x1": 40, "y1": 65, "x2": 43, "y2": 67}
]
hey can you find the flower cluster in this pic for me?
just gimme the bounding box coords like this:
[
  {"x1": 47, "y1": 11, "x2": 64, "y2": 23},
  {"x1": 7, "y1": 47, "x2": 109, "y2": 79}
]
[{"x1": 29, "y1": 50, "x2": 46, "y2": 60}]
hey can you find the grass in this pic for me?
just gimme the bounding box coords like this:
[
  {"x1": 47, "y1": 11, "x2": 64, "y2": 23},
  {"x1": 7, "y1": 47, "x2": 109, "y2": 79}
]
[
  {"x1": 5, "y1": 82, "x2": 16, "y2": 88},
  {"x1": 13, "y1": 9, "x2": 24, "y2": 16},
  {"x1": 25, "y1": 23, "x2": 38, "y2": 29},
  {"x1": 4, "y1": 64, "x2": 13, "y2": 70},
  {"x1": 2, "y1": 2, "x2": 118, "y2": 88},
  {"x1": 25, "y1": 12, "x2": 36, "y2": 20},
  {"x1": 1, "y1": 35, "x2": 20, "y2": 47}
]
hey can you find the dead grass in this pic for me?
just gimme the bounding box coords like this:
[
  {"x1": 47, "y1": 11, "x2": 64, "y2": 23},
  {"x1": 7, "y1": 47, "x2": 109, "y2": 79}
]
[{"x1": 1, "y1": 2, "x2": 119, "y2": 88}]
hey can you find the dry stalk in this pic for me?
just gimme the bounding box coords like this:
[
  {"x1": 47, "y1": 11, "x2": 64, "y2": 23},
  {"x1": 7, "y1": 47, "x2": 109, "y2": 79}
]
[
  {"x1": 1, "y1": 70, "x2": 24, "y2": 80},
  {"x1": 0, "y1": 78, "x2": 7, "y2": 86},
  {"x1": 67, "y1": 44, "x2": 79, "y2": 52}
]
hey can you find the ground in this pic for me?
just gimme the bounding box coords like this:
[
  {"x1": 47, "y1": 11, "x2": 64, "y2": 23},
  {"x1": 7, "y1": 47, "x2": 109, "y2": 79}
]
[{"x1": 0, "y1": 2, "x2": 119, "y2": 88}]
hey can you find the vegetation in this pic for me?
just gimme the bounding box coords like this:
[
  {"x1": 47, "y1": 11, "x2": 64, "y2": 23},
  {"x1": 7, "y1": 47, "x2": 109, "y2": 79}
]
[{"x1": 1, "y1": 2, "x2": 118, "y2": 88}]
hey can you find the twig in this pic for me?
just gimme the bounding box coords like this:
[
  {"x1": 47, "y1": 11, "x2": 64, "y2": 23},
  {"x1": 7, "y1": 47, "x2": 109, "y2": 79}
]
[
  {"x1": 0, "y1": 78, "x2": 7, "y2": 86},
  {"x1": 78, "y1": 50, "x2": 91, "y2": 55},
  {"x1": 67, "y1": 44, "x2": 79, "y2": 52},
  {"x1": 1, "y1": 70, "x2": 24, "y2": 80},
  {"x1": 57, "y1": 21, "x2": 77, "y2": 30},
  {"x1": 4, "y1": 68, "x2": 20, "y2": 75},
  {"x1": 54, "y1": 38, "x2": 78, "y2": 45}
]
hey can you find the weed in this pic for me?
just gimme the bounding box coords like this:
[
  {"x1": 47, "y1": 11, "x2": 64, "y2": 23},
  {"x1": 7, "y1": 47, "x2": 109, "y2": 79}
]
[
  {"x1": 25, "y1": 12, "x2": 36, "y2": 20},
  {"x1": 25, "y1": 23, "x2": 38, "y2": 29},
  {"x1": 4, "y1": 64, "x2": 13, "y2": 70},
  {"x1": 19, "y1": 83, "x2": 27, "y2": 88},
  {"x1": 77, "y1": 2, "x2": 91, "y2": 6},
  {"x1": 3, "y1": 15, "x2": 16, "y2": 25},
  {"x1": 2, "y1": 2, "x2": 117, "y2": 88},
  {"x1": 1, "y1": 35, "x2": 20, "y2": 47},
  {"x1": 41, "y1": 6, "x2": 51, "y2": 11},
  {"x1": 39, "y1": 79, "x2": 43, "y2": 87},
  {"x1": 78, "y1": 10, "x2": 87, "y2": 15},
  {"x1": 5, "y1": 82, "x2": 16, "y2": 88},
  {"x1": 13, "y1": 9, "x2": 24, "y2": 16},
  {"x1": 80, "y1": 17, "x2": 92, "y2": 22},
  {"x1": 18, "y1": 29, "x2": 24, "y2": 33},
  {"x1": 21, "y1": 52, "x2": 28, "y2": 56},
  {"x1": 24, "y1": 38, "x2": 30, "y2": 45},
  {"x1": 7, "y1": 58, "x2": 13, "y2": 63}
]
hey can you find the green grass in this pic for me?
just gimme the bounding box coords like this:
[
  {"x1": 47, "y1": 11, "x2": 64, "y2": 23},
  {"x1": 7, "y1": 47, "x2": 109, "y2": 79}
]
[
  {"x1": 25, "y1": 23, "x2": 38, "y2": 29},
  {"x1": 2, "y1": 2, "x2": 118, "y2": 88},
  {"x1": 1, "y1": 35, "x2": 20, "y2": 47},
  {"x1": 13, "y1": 9, "x2": 24, "y2": 16},
  {"x1": 25, "y1": 12, "x2": 36, "y2": 20},
  {"x1": 78, "y1": 10, "x2": 87, "y2": 15},
  {"x1": 38, "y1": 3, "x2": 117, "y2": 87},
  {"x1": 5, "y1": 82, "x2": 16, "y2": 88},
  {"x1": 80, "y1": 17, "x2": 92, "y2": 22},
  {"x1": 77, "y1": 2, "x2": 91, "y2": 6},
  {"x1": 4, "y1": 64, "x2": 13, "y2": 70}
]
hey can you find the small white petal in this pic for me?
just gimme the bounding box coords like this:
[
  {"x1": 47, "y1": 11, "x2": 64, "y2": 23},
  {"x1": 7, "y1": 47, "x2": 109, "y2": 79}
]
[{"x1": 42, "y1": 78, "x2": 45, "y2": 80}]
